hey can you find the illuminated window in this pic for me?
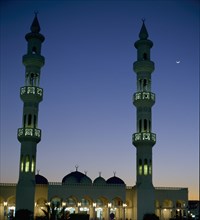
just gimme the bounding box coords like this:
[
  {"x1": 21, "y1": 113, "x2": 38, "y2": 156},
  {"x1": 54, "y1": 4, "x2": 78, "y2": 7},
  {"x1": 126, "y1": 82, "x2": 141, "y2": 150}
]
[
  {"x1": 149, "y1": 160, "x2": 152, "y2": 175},
  {"x1": 139, "y1": 159, "x2": 142, "y2": 175},
  {"x1": 25, "y1": 155, "x2": 30, "y2": 172},
  {"x1": 144, "y1": 159, "x2": 148, "y2": 175},
  {"x1": 31, "y1": 156, "x2": 35, "y2": 172},
  {"x1": 20, "y1": 155, "x2": 24, "y2": 172}
]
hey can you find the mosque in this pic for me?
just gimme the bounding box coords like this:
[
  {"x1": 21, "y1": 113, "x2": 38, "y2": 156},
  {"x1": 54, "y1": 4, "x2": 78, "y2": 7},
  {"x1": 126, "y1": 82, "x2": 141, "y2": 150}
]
[{"x1": 0, "y1": 15, "x2": 188, "y2": 220}]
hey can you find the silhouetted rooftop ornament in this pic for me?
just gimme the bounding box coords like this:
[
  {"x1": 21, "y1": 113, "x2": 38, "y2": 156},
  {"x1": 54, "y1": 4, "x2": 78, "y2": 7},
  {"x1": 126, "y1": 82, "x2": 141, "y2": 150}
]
[
  {"x1": 139, "y1": 19, "x2": 149, "y2": 40},
  {"x1": 31, "y1": 11, "x2": 41, "y2": 33}
]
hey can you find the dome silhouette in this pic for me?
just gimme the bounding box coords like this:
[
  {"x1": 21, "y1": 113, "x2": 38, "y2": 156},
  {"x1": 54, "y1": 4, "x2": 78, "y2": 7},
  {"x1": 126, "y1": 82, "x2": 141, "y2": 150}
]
[
  {"x1": 35, "y1": 174, "x2": 48, "y2": 185},
  {"x1": 62, "y1": 171, "x2": 92, "y2": 184},
  {"x1": 106, "y1": 176, "x2": 125, "y2": 185},
  {"x1": 93, "y1": 176, "x2": 107, "y2": 185}
]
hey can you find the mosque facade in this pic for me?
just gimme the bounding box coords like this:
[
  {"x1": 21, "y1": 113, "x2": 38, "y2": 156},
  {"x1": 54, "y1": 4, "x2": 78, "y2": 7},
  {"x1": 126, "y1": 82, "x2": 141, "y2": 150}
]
[{"x1": 0, "y1": 15, "x2": 188, "y2": 220}]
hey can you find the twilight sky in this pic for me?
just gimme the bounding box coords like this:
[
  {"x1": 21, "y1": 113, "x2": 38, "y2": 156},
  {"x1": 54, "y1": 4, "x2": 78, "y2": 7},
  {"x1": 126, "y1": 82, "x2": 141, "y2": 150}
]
[{"x1": 0, "y1": 0, "x2": 199, "y2": 200}]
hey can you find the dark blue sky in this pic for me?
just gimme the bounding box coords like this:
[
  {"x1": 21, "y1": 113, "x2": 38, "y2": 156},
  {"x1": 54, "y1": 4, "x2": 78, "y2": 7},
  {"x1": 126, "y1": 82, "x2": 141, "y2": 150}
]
[{"x1": 0, "y1": 0, "x2": 199, "y2": 199}]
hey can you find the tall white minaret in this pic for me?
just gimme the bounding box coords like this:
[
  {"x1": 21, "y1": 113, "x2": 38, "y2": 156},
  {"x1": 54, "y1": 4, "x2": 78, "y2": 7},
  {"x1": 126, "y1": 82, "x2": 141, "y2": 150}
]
[
  {"x1": 16, "y1": 14, "x2": 45, "y2": 214},
  {"x1": 132, "y1": 21, "x2": 156, "y2": 219}
]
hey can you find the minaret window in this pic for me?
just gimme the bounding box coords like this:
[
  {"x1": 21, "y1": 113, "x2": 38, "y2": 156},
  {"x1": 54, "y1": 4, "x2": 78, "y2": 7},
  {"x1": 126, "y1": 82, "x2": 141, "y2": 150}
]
[
  {"x1": 143, "y1": 79, "x2": 147, "y2": 91},
  {"x1": 31, "y1": 156, "x2": 35, "y2": 172},
  {"x1": 149, "y1": 159, "x2": 152, "y2": 175},
  {"x1": 143, "y1": 53, "x2": 147, "y2": 60},
  {"x1": 139, "y1": 159, "x2": 142, "y2": 175},
  {"x1": 20, "y1": 155, "x2": 24, "y2": 172},
  {"x1": 28, "y1": 114, "x2": 32, "y2": 126},
  {"x1": 25, "y1": 155, "x2": 30, "y2": 172},
  {"x1": 32, "y1": 46, "x2": 37, "y2": 54},
  {"x1": 144, "y1": 159, "x2": 148, "y2": 175},
  {"x1": 144, "y1": 119, "x2": 147, "y2": 131}
]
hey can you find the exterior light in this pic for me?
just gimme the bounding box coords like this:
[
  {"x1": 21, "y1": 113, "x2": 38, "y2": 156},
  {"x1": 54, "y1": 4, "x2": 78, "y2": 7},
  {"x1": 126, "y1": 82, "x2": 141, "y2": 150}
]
[
  {"x1": 3, "y1": 202, "x2": 7, "y2": 206},
  {"x1": 78, "y1": 202, "x2": 81, "y2": 207},
  {"x1": 62, "y1": 202, "x2": 66, "y2": 207},
  {"x1": 123, "y1": 203, "x2": 127, "y2": 208},
  {"x1": 93, "y1": 203, "x2": 96, "y2": 207},
  {"x1": 108, "y1": 203, "x2": 112, "y2": 208}
]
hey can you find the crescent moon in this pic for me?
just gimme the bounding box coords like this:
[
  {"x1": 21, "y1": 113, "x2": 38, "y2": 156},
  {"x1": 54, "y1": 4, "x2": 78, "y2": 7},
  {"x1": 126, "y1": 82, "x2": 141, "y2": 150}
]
[{"x1": 176, "y1": 60, "x2": 180, "y2": 64}]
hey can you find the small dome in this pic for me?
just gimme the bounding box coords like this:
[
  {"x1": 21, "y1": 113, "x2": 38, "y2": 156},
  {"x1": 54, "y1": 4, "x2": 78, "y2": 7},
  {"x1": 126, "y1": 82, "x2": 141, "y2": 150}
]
[
  {"x1": 35, "y1": 174, "x2": 48, "y2": 184},
  {"x1": 106, "y1": 176, "x2": 125, "y2": 185},
  {"x1": 62, "y1": 171, "x2": 92, "y2": 184},
  {"x1": 93, "y1": 176, "x2": 107, "y2": 185}
]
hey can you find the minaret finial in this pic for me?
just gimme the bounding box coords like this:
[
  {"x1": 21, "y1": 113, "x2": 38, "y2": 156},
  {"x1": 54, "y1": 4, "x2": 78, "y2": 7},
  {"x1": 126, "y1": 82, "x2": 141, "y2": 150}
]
[
  {"x1": 75, "y1": 165, "x2": 79, "y2": 171},
  {"x1": 99, "y1": 172, "x2": 102, "y2": 177},
  {"x1": 37, "y1": 169, "x2": 40, "y2": 175},
  {"x1": 139, "y1": 19, "x2": 149, "y2": 40}
]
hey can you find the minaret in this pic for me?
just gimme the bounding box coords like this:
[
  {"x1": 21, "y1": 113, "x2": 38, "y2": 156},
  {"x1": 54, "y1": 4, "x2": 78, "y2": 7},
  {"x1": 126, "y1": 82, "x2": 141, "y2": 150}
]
[
  {"x1": 16, "y1": 14, "x2": 45, "y2": 213},
  {"x1": 132, "y1": 21, "x2": 156, "y2": 219}
]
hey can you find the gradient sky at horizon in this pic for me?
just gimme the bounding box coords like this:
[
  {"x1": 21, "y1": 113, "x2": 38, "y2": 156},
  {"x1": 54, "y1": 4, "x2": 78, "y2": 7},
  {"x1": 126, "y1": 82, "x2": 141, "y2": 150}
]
[{"x1": 0, "y1": 0, "x2": 199, "y2": 200}]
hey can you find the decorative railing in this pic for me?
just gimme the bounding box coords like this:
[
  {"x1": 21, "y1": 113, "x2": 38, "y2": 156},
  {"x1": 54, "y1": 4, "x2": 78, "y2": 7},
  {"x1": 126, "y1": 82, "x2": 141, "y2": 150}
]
[
  {"x1": 20, "y1": 86, "x2": 43, "y2": 96},
  {"x1": 133, "y1": 92, "x2": 155, "y2": 107},
  {"x1": 132, "y1": 132, "x2": 156, "y2": 146},
  {"x1": 18, "y1": 128, "x2": 41, "y2": 142},
  {"x1": 20, "y1": 86, "x2": 43, "y2": 103},
  {"x1": 134, "y1": 92, "x2": 155, "y2": 101}
]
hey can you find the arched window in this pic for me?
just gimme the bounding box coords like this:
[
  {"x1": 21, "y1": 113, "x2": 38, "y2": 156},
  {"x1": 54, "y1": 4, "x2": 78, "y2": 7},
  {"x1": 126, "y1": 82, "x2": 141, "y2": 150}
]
[
  {"x1": 144, "y1": 159, "x2": 148, "y2": 175},
  {"x1": 143, "y1": 79, "x2": 147, "y2": 91},
  {"x1": 32, "y1": 46, "x2": 37, "y2": 54},
  {"x1": 149, "y1": 159, "x2": 152, "y2": 175},
  {"x1": 144, "y1": 119, "x2": 147, "y2": 132},
  {"x1": 20, "y1": 155, "x2": 24, "y2": 172},
  {"x1": 139, "y1": 159, "x2": 142, "y2": 175},
  {"x1": 28, "y1": 114, "x2": 32, "y2": 126},
  {"x1": 31, "y1": 156, "x2": 35, "y2": 172},
  {"x1": 25, "y1": 155, "x2": 30, "y2": 172},
  {"x1": 143, "y1": 53, "x2": 147, "y2": 60}
]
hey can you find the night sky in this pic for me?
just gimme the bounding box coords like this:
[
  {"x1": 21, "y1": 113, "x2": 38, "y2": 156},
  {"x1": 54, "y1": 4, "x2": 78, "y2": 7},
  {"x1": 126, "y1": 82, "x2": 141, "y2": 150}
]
[{"x1": 0, "y1": 0, "x2": 199, "y2": 200}]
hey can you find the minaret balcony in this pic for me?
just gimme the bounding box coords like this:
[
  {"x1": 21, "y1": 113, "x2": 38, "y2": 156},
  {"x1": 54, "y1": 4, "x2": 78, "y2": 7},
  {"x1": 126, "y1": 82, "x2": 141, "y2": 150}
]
[
  {"x1": 23, "y1": 54, "x2": 45, "y2": 68},
  {"x1": 132, "y1": 132, "x2": 156, "y2": 147},
  {"x1": 133, "y1": 92, "x2": 155, "y2": 107},
  {"x1": 20, "y1": 86, "x2": 43, "y2": 103},
  {"x1": 133, "y1": 60, "x2": 154, "y2": 73},
  {"x1": 18, "y1": 128, "x2": 41, "y2": 143}
]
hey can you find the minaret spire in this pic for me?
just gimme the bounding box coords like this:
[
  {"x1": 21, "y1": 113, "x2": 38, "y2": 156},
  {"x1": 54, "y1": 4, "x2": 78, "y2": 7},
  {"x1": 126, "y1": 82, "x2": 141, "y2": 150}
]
[
  {"x1": 132, "y1": 21, "x2": 156, "y2": 219},
  {"x1": 30, "y1": 12, "x2": 41, "y2": 33},
  {"x1": 139, "y1": 19, "x2": 149, "y2": 40},
  {"x1": 16, "y1": 14, "x2": 45, "y2": 214}
]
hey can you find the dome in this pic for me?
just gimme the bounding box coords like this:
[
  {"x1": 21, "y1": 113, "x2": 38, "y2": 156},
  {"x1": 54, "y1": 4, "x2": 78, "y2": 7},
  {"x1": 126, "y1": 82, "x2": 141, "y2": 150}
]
[
  {"x1": 35, "y1": 174, "x2": 48, "y2": 184},
  {"x1": 93, "y1": 176, "x2": 107, "y2": 185},
  {"x1": 62, "y1": 171, "x2": 92, "y2": 184},
  {"x1": 106, "y1": 176, "x2": 125, "y2": 185}
]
